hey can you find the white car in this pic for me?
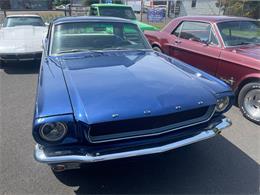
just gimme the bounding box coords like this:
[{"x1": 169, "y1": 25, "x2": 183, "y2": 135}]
[{"x1": 0, "y1": 15, "x2": 47, "y2": 63}]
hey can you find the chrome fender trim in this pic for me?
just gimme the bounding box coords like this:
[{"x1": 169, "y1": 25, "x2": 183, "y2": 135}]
[{"x1": 34, "y1": 118, "x2": 232, "y2": 164}]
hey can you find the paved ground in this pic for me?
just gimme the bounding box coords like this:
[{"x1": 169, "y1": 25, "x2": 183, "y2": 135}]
[{"x1": 0, "y1": 62, "x2": 259, "y2": 194}]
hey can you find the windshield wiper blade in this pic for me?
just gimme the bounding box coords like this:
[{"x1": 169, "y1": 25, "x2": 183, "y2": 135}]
[
  {"x1": 236, "y1": 42, "x2": 252, "y2": 46},
  {"x1": 102, "y1": 47, "x2": 127, "y2": 51},
  {"x1": 57, "y1": 49, "x2": 87, "y2": 54},
  {"x1": 102, "y1": 47, "x2": 150, "y2": 52}
]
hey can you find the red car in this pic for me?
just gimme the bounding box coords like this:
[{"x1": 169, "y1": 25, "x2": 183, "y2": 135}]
[{"x1": 145, "y1": 16, "x2": 260, "y2": 124}]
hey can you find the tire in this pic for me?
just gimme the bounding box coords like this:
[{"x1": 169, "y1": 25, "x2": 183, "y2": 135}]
[
  {"x1": 238, "y1": 82, "x2": 260, "y2": 125},
  {"x1": 153, "y1": 46, "x2": 162, "y2": 53}
]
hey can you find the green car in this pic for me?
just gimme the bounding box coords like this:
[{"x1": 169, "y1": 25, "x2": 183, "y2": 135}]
[{"x1": 89, "y1": 4, "x2": 159, "y2": 31}]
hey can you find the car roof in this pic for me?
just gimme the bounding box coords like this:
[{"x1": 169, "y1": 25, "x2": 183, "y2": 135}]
[
  {"x1": 178, "y1": 15, "x2": 256, "y2": 23},
  {"x1": 91, "y1": 3, "x2": 131, "y2": 8},
  {"x1": 53, "y1": 16, "x2": 134, "y2": 25},
  {"x1": 7, "y1": 14, "x2": 41, "y2": 18}
]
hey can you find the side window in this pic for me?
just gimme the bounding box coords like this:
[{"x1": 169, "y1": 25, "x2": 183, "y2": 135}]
[
  {"x1": 123, "y1": 24, "x2": 142, "y2": 43},
  {"x1": 90, "y1": 7, "x2": 98, "y2": 16},
  {"x1": 177, "y1": 21, "x2": 216, "y2": 44},
  {"x1": 172, "y1": 23, "x2": 182, "y2": 37}
]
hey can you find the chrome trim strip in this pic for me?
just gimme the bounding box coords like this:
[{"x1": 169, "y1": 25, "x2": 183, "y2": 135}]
[
  {"x1": 88, "y1": 106, "x2": 216, "y2": 144},
  {"x1": 34, "y1": 117, "x2": 231, "y2": 164}
]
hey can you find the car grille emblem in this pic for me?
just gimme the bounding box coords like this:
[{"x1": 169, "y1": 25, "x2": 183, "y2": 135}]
[
  {"x1": 112, "y1": 114, "x2": 119, "y2": 118},
  {"x1": 198, "y1": 101, "x2": 204, "y2": 105},
  {"x1": 144, "y1": 110, "x2": 152, "y2": 115},
  {"x1": 175, "y1": 106, "x2": 182, "y2": 110}
]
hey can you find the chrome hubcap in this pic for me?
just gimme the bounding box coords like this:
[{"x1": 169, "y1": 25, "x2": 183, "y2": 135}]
[{"x1": 243, "y1": 89, "x2": 260, "y2": 120}]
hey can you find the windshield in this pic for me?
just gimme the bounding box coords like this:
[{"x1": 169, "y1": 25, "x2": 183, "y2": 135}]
[
  {"x1": 51, "y1": 22, "x2": 150, "y2": 55},
  {"x1": 217, "y1": 20, "x2": 260, "y2": 46},
  {"x1": 98, "y1": 7, "x2": 136, "y2": 20},
  {"x1": 3, "y1": 17, "x2": 45, "y2": 27}
]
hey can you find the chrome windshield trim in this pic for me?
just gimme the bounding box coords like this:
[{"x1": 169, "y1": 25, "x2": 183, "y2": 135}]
[{"x1": 34, "y1": 117, "x2": 232, "y2": 164}]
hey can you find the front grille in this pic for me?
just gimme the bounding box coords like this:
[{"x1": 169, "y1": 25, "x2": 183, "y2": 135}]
[
  {"x1": 87, "y1": 106, "x2": 215, "y2": 143},
  {"x1": 0, "y1": 52, "x2": 42, "y2": 60}
]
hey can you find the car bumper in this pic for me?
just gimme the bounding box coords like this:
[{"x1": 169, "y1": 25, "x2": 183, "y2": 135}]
[
  {"x1": 34, "y1": 117, "x2": 231, "y2": 166},
  {"x1": 0, "y1": 52, "x2": 42, "y2": 62}
]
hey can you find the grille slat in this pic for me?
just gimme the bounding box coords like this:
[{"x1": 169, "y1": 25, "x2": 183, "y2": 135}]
[{"x1": 87, "y1": 106, "x2": 215, "y2": 143}]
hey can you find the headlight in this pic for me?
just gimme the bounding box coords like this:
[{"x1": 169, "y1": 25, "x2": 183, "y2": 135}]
[
  {"x1": 216, "y1": 96, "x2": 230, "y2": 112},
  {"x1": 39, "y1": 122, "x2": 67, "y2": 142}
]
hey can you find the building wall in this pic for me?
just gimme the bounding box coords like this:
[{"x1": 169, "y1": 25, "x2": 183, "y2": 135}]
[
  {"x1": 167, "y1": 0, "x2": 222, "y2": 17},
  {"x1": 0, "y1": 0, "x2": 11, "y2": 9},
  {"x1": 181, "y1": 0, "x2": 222, "y2": 16}
]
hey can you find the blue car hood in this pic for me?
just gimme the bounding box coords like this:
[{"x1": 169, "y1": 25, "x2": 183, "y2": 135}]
[{"x1": 57, "y1": 51, "x2": 218, "y2": 124}]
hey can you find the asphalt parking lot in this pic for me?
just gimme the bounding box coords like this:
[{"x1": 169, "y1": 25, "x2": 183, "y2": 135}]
[{"x1": 0, "y1": 62, "x2": 259, "y2": 194}]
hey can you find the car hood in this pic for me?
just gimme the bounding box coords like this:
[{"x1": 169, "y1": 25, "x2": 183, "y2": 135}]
[
  {"x1": 133, "y1": 20, "x2": 159, "y2": 31},
  {"x1": 56, "y1": 51, "x2": 220, "y2": 124},
  {"x1": 231, "y1": 45, "x2": 260, "y2": 60},
  {"x1": 0, "y1": 26, "x2": 47, "y2": 54}
]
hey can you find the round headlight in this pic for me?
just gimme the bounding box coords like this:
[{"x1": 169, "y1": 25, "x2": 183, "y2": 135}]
[
  {"x1": 216, "y1": 96, "x2": 230, "y2": 112},
  {"x1": 39, "y1": 122, "x2": 67, "y2": 142}
]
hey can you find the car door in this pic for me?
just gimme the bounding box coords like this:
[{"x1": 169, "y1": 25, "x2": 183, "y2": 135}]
[{"x1": 169, "y1": 21, "x2": 221, "y2": 76}]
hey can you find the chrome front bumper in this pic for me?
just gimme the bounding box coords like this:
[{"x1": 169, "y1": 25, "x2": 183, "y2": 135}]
[{"x1": 34, "y1": 118, "x2": 231, "y2": 165}]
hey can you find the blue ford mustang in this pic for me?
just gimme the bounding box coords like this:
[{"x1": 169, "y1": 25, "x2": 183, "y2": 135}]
[{"x1": 33, "y1": 16, "x2": 233, "y2": 172}]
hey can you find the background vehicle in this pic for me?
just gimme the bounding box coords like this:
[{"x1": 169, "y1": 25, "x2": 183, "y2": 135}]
[
  {"x1": 33, "y1": 16, "x2": 233, "y2": 172},
  {"x1": 0, "y1": 14, "x2": 47, "y2": 64},
  {"x1": 145, "y1": 16, "x2": 260, "y2": 124},
  {"x1": 89, "y1": 4, "x2": 158, "y2": 31}
]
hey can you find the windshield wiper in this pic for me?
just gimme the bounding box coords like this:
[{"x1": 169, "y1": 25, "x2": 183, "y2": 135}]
[
  {"x1": 102, "y1": 47, "x2": 127, "y2": 51},
  {"x1": 57, "y1": 49, "x2": 87, "y2": 54},
  {"x1": 235, "y1": 42, "x2": 252, "y2": 46},
  {"x1": 102, "y1": 47, "x2": 150, "y2": 52}
]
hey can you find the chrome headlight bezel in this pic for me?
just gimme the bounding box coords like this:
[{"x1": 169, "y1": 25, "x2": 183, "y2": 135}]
[
  {"x1": 39, "y1": 122, "x2": 68, "y2": 142},
  {"x1": 216, "y1": 96, "x2": 230, "y2": 112}
]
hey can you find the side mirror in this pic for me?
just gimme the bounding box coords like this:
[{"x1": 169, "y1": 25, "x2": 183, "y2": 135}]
[{"x1": 45, "y1": 22, "x2": 49, "y2": 26}]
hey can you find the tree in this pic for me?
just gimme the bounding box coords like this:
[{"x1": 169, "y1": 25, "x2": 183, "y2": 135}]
[
  {"x1": 53, "y1": 0, "x2": 70, "y2": 6},
  {"x1": 216, "y1": 0, "x2": 260, "y2": 19}
]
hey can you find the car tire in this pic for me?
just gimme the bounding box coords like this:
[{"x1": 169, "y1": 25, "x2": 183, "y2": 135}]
[
  {"x1": 153, "y1": 46, "x2": 162, "y2": 53},
  {"x1": 238, "y1": 82, "x2": 260, "y2": 125}
]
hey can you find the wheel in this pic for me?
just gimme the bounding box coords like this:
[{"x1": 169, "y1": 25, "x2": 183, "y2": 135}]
[
  {"x1": 153, "y1": 46, "x2": 162, "y2": 53},
  {"x1": 238, "y1": 82, "x2": 260, "y2": 124}
]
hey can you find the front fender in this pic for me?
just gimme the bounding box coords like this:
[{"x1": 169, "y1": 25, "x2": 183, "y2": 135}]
[{"x1": 235, "y1": 73, "x2": 260, "y2": 92}]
